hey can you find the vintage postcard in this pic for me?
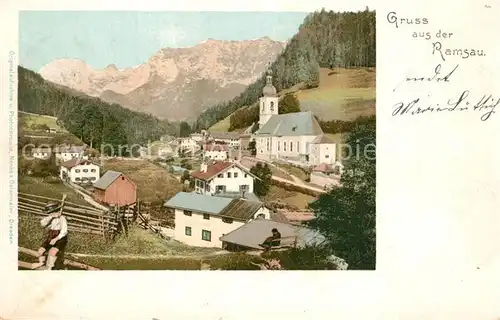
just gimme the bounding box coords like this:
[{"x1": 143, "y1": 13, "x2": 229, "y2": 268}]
[
  {"x1": 1, "y1": 0, "x2": 499, "y2": 319},
  {"x1": 13, "y1": 9, "x2": 375, "y2": 272}
]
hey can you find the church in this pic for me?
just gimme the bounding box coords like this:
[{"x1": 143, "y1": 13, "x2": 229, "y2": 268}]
[{"x1": 252, "y1": 69, "x2": 337, "y2": 167}]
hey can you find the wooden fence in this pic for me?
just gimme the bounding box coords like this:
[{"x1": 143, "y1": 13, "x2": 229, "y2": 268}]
[{"x1": 18, "y1": 192, "x2": 118, "y2": 238}]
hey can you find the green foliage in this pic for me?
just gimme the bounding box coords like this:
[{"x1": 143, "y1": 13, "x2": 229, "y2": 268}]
[
  {"x1": 179, "y1": 121, "x2": 192, "y2": 137},
  {"x1": 248, "y1": 140, "x2": 256, "y2": 156},
  {"x1": 250, "y1": 162, "x2": 272, "y2": 197},
  {"x1": 18, "y1": 66, "x2": 178, "y2": 154},
  {"x1": 180, "y1": 170, "x2": 191, "y2": 183},
  {"x1": 319, "y1": 115, "x2": 375, "y2": 135},
  {"x1": 196, "y1": 8, "x2": 375, "y2": 131},
  {"x1": 307, "y1": 117, "x2": 376, "y2": 269},
  {"x1": 279, "y1": 93, "x2": 301, "y2": 115},
  {"x1": 205, "y1": 253, "x2": 262, "y2": 270}
]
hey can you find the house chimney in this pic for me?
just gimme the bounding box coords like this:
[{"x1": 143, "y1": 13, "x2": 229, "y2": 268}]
[{"x1": 200, "y1": 161, "x2": 208, "y2": 173}]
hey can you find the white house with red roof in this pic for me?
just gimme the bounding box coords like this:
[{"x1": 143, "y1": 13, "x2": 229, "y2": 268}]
[
  {"x1": 203, "y1": 144, "x2": 229, "y2": 161},
  {"x1": 59, "y1": 158, "x2": 100, "y2": 184},
  {"x1": 191, "y1": 160, "x2": 258, "y2": 197}
]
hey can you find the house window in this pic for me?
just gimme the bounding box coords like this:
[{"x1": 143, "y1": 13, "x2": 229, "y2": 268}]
[
  {"x1": 234, "y1": 172, "x2": 238, "y2": 178},
  {"x1": 91, "y1": 169, "x2": 96, "y2": 172},
  {"x1": 203, "y1": 214, "x2": 210, "y2": 220},
  {"x1": 183, "y1": 210, "x2": 192, "y2": 216},
  {"x1": 222, "y1": 217, "x2": 233, "y2": 224},
  {"x1": 90, "y1": 177, "x2": 96, "y2": 181},
  {"x1": 201, "y1": 230, "x2": 211, "y2": 242},
  {"x1": 75, "y1": 177, "x2": 81, "y2": 181},
  {"x1": 75, "y1": 169, "x2": 80, "y2": 173},
  {"x1": 283, "y1": 141, "x2": 287, "y2": 151},
  {"x1": 257, "y1": 213, "x2": 266, "y2": 219},
  {"x1": 325, "y1": 155, "x2": 330, "y2": 158},
  {"x1": 239, "y1": 185, "x2": 249, "y2": 192},
  {"x1": 217, "y1": 174, "x2": 223, "y2": 178},
  {"x1": 290, "y1": 142, "x2": 293, "y2": 152},
  {"x1": 227, "y1": 172, "x2": 231, "y2": 178},
  {"x1": 83, "y1": 169, "x2": 88, "y2": 173},
  {"x1": 185, "y1": 226, "x2": 192, "y2": 236},
  {"x1": 244, "y1": 174, "x2": 248, "y2": 178},
  {"x1": 215, "y1": 185, "x2": 226, "y2": 193}
]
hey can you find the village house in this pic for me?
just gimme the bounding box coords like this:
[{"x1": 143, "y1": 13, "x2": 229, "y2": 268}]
[
  {"x1": 165, "y1": 192, "x2": 271, "y2": 248},
  {"x1": 190, "y1": 132, "x2": 205, "y2": 143},
  {"x1": 203, "y1": 144, "x2": 229, "y2": 161},
  {"x1": 55, "y1": 145, "x2": 86, "y2": 162},
  {"x1": 178, "y1": 137, "x2": 200, "y2": 155},
  {"x1": 252, "y1": 69, "x2": 336, "y2": 167},
  {"x1": 31, "y1": 147, "x2": 52, "y2": 160},
  {"x1": 309, "y1": 162, "x2": 343, "y2": 189},
  {"x1": 191, "y1": 160, "x2": 257, "y2": 196},
  {"x1": 59, "y1": 158, "x2": 100, "y2": 184},
  {"x1": 92, "y1": 170, "x2": 137, "y2": 206},
  {"x1": 220, "y1": 218, "x2": 326, "y2": 251},
  {"x1": 207, "y1": 131, "x2": 241, "y2": 148}
]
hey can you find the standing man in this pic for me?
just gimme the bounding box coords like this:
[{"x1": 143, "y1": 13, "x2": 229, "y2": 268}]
[{"x1": 33, "y1": 194, "x2": 68, "y2": 270}]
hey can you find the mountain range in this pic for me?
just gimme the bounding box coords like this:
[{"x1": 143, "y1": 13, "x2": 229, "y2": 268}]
[{"x1": 39, "y1": 37, "x2": 286, "y2": 121}]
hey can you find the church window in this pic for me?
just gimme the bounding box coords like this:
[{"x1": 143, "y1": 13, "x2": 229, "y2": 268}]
[
  {"x1": 266, "y1": 139, "x2": 270, "y2": 151},
  {"x1": 278, "y1": 141, "x2": 280, "y2": 151},
  {"x1": 290, "y1": 142, "x2": 293, "y2": 152},
  {"x1": 283, "y1": 141, "x2": 287, "y2": 151},
  {"x1": 261, "y1": 102, "x2": 265, "y2": 112},
  {"x1": 297, "y1": 141, "x2": 300, "y2": 153},
  {"x1": 270, "y1": 101, "x2": 275, "y2": 112}
]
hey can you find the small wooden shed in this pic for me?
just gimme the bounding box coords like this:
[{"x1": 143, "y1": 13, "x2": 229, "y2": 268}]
[{"x1": 92, "y1": 170, "x2": 137, "y2": 206}]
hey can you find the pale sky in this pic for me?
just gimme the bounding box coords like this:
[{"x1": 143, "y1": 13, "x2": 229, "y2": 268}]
[{"x1": 19, "y1": 11, "x2": 309, "y2": 71}]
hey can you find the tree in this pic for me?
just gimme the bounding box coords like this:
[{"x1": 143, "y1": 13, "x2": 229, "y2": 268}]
[
  {"x1": 179, "y1": 122, "x2": 191, "y2": 137},
  {"x1": 279, "y1": 94, "x2": 301, "y2": 115},
  {"x1": 250, "y1": 162, "x2": 272, "y2": 197},
  {"x1": 248, "y1": 140, "x2": 256, "y2": 156},
  {"x1": 307, "y1": 117, "x2": 375, "y2": 270},
  {"x1": 181, "y1": 170, "x2": 190, "y2": 183}
]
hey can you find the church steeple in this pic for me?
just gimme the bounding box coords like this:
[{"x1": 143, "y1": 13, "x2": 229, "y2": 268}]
[
  {"x1": 258, "y1": 63, "x2": 279, "y2": 128},
  {"x1": 262, "y1": 65, "x2": 277, "y2": 97}
]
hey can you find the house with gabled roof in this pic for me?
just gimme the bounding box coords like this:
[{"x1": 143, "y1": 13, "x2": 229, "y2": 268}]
[
  {"x1": 54, "y1": 145, "x2": 86, "y2": 162},
  {"x1": 203, "y1": 143, "x2": 229, "y2": 161},
  {"x1": 309, "y1": 162, "x2": 343, "y2": 189},
  {"x1": 190, "y1": 160, "x2": 259, "y2": 196},
  {"x1": 92, "y1": 170, "x2": 137, "y2": 206},
  {"x1": 59, "y1": 158, "x2": 99, "y2": 184},
  {"x1": 219, "y1": 218, "x2": 326, "y2": 251},
  {"x1": 164, "y1": 191, "x2": 271, "y2": 248},
  {"x1": 252, "y1": 69, "x2": 336, "y2": 167}
]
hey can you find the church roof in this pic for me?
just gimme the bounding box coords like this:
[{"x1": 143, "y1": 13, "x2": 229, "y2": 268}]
[
  {"x1": 255, "y1": 111, "x2": 323, "y2": 137},
  {"x1": 311, "y1": 134, "x2": 336, "y2": 144}
]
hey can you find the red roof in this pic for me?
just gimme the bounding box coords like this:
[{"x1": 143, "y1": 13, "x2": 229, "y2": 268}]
[
  {"x1": 191, "y1": 161, "x2": 234, "y2": 180},
  {"x1": 204, "y1": 144, "x2": 229, "y2": 152},
  {"x1": 60, "y1": 158, "x2": 91, "y2": 169}
]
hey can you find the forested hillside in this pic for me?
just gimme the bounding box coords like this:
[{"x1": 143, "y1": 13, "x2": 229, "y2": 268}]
[
  {"x1": 18, "y1": 66, "x2": 179, "y2": 154},
  {"x1": 195, "y1": 8, "x2": 375, "y2": 130}
]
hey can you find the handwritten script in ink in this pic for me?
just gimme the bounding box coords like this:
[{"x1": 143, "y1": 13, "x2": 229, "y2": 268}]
[{"x1": 386, "y1": 11, "x2": 497, "y2": 121}]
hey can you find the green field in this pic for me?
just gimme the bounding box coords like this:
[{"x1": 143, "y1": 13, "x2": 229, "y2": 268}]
[
  {"x1": 296, "y1": 68, "x2": 375, "y2": 121},
  {"x1": 19, "y1": 111, "x2": 68, "y2": 132}
]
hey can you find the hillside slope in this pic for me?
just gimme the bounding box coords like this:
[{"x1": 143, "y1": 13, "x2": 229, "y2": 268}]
[
  {"x1": 198, "y1": 8, "x2": 375, "y2": 130},
  {"x1": 209, "y1": 67, "x2": 375, "y2": 132},
  {"x1": 18, "y1": 66, "x2": 178, "y2": 153}
]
